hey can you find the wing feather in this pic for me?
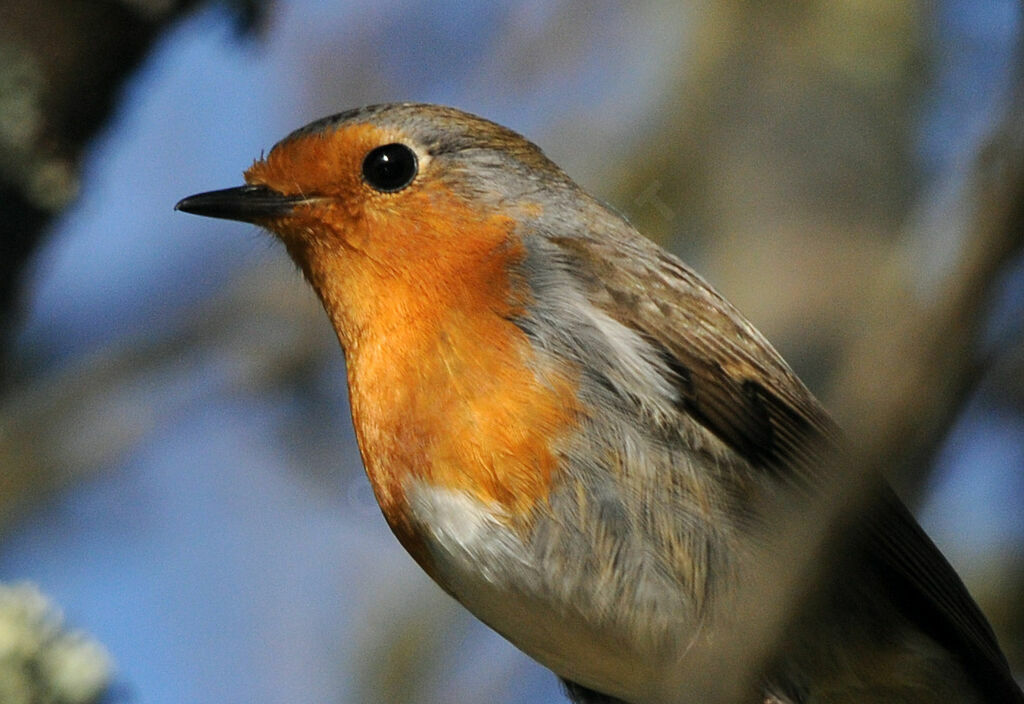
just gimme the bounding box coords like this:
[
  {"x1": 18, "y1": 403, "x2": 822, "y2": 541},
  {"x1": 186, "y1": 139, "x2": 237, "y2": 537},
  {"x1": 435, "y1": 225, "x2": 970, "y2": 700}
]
[{"x1": 552, "y1": 233, "x2": 1022, "y2": 702}]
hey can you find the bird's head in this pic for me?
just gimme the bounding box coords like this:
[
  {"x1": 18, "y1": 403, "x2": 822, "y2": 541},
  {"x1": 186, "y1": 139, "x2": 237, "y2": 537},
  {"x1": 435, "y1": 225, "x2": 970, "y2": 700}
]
[
  {"x1": 176, "y1": 103, "x2": 582, "y2": 351},
  {"x1": 176, "y1": 104, "x2": 587, "y2": 522}
]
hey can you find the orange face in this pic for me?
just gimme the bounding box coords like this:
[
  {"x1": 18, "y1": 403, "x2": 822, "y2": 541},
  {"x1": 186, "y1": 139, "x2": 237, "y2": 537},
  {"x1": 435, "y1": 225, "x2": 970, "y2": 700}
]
[
  {"x1": 244, "y1": 122, "x2": 533, "y2": 352},
  {"x1": 241, "y1": 119, "x2": 582, "y2": 565}
]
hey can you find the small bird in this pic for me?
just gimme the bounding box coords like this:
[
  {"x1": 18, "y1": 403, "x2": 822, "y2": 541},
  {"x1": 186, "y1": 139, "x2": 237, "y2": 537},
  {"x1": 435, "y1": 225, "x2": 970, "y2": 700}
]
[{"x1": 176, "y1": 103, "x2": 1022, "y2": 704}]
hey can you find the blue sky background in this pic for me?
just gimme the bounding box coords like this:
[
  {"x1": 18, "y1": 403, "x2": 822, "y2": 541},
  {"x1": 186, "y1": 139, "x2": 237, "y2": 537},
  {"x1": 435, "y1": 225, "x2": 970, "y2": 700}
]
[{"x1": 1, "y1": 2, "x2": 1022, "y2": 703}]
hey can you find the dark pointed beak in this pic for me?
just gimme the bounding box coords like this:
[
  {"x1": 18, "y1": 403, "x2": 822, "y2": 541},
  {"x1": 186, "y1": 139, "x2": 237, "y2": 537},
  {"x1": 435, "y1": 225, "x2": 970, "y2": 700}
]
[{"x1": 175, "y1": 185, "x2": 308, "y2": 224}]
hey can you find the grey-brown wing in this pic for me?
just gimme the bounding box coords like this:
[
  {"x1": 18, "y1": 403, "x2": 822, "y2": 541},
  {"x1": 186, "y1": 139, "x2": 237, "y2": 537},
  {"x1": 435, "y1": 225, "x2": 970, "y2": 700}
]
[
  {"x1": 558, "y1": 234, "x2": 1022, "y2": 701},
  {"x1": 554, "y1": 233, "x2": 838, "y2": 478}
]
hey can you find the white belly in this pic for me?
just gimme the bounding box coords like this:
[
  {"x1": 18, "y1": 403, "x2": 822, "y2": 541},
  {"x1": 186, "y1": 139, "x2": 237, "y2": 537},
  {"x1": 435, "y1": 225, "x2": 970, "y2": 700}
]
[{"x1": 405, "y1": 483, "x2": 715, "y2": 704}]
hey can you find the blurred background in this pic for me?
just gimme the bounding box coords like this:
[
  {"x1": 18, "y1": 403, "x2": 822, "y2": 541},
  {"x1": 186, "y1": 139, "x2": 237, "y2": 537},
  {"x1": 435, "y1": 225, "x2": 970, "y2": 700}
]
[{"x1": 1, "y1": 1, "x2": 1022, "y2": 703}]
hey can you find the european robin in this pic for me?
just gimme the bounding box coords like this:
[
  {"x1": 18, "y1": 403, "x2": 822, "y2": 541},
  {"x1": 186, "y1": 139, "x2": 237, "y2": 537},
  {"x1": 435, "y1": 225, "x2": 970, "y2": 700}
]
[{"x1": 176, "y1": 103, "x2": 1022, "y2": 704}]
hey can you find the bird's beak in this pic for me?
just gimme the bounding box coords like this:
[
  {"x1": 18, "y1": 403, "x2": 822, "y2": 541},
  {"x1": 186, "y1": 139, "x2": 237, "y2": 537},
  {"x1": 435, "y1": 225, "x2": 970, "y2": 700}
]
[{"x1": 175, "y1": 185, "x2": 308, "y2": 224}]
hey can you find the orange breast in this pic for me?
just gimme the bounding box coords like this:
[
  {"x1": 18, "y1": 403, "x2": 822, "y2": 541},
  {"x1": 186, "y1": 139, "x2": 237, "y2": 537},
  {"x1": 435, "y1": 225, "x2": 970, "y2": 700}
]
[
  {"x1": 244, "y1": 125, "x2": 582, "y2": 569},
  {"x1": 343, "y1": 221, "x2": 582, "y2": 553}
]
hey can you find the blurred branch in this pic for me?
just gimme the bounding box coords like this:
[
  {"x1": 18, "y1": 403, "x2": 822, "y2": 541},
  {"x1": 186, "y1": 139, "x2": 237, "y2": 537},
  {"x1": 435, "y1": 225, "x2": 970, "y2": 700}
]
[
  {"x1": 704, "y1": 47, "x2": 1024, "y2": 699},
  {"x1": 611, "y1": 1, "x2": 924, "y2": 386},
  {"x1": 827, "y1": 43, "x2": 1024, "y2": 495},
  {"x1": 0, "y1": 0, "x2": 269, "y2": 384},
  {"x1": 0, "y1": 262, "x2": 329, "y2": 536},
  {"x1": 348, "y1": 579, "x2": 465, "y2": 704},
  {"x1": 775, "y1": 28, "x2": 1024, "y2": 697}
]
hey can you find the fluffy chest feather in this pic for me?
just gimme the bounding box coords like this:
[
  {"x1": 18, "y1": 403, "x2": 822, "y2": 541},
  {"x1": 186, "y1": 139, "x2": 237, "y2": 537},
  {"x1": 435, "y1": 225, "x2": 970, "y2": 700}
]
[
  {"x1": 404, "y1": 479, "x2": 739, "y2": 704},
  {"x1": 405, "y1": 482, "x2": 669, "y2": 702}
]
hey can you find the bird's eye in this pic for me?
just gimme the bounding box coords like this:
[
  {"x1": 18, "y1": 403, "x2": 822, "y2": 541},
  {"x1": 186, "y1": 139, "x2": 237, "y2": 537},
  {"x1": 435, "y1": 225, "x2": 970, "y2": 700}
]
[{"x1": 361, "y1": 143, "x2": 418, "y2": 193}]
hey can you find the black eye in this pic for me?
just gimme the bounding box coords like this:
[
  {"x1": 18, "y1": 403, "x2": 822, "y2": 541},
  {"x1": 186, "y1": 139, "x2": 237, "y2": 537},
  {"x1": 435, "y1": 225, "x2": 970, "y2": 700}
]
[{"x1": 361, "y1": 143, "x2": 418, "y2": 193}]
